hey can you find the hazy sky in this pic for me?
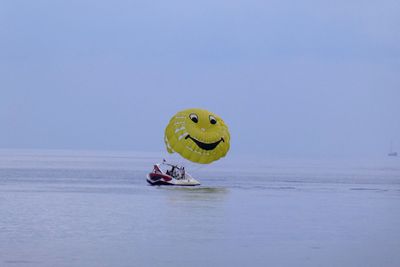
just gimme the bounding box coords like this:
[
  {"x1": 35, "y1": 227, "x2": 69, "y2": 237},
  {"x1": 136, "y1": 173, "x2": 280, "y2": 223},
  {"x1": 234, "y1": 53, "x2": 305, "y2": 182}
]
[{"x1": 1, "y1": 0, "x2": 399, "y2": 158}]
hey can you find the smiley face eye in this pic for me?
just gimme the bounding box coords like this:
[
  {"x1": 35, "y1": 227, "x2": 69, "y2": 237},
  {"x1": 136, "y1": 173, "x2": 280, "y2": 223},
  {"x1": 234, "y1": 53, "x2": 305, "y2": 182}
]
[
  {"x1": 209, "y1": 115, "x2": 217, "y2": 125},
  {"x1": 189, "y1": 113, "x2": 198, "y2": 123}
]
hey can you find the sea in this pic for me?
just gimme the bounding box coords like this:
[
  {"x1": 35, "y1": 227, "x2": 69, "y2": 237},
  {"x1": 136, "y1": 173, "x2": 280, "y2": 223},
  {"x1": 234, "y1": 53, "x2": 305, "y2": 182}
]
[{"x1": 0, "y1": 149, "x2": 399, "y2": 267}]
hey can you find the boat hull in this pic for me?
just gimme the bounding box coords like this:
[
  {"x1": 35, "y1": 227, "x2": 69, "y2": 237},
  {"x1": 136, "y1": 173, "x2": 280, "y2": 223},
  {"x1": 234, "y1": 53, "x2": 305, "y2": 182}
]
[{"x1": 146, "y1": 173, "x2": 200, "y2": 186}]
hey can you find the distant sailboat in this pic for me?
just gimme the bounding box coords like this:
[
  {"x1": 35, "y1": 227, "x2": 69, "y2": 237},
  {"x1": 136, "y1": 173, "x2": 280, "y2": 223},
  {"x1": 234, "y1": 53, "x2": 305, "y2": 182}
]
[{"x1": 388, "y1": 141, "x2": 398, "y2": 157}]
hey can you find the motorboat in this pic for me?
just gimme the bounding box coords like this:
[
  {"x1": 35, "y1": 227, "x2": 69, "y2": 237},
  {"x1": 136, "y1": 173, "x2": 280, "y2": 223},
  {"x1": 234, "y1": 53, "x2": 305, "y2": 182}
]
[
  {"x1": 388, "y1": 141, "x2": 398, "y2": 157},
  {"x1": 146, "y1": 161, "x2": 201, "y2": 186}
]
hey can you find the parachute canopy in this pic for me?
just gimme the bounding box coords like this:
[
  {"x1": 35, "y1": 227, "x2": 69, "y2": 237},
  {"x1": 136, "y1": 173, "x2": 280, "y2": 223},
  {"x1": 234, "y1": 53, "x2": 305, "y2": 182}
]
[{"x1": 165, "y1": 108, "x2": 230, "y2": 164}]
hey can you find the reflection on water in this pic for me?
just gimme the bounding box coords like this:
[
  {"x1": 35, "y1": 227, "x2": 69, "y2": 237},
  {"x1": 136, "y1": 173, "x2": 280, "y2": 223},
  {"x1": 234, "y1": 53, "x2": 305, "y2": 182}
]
[
  {"x1": 161, "y1": 186, "x2": 228, "y2": 194},
  {"x1": 160, "y1": 186, "x2": 229, "y2": 205}
]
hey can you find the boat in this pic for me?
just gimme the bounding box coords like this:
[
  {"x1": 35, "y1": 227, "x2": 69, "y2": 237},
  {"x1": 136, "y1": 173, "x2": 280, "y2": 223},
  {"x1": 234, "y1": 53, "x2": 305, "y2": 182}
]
[
  {"x1": 146, "y1": 161, "x2": 201, "y2": 186},
  {"x1": 388, "y1": 141, "x2": 398, "y2": 157}
]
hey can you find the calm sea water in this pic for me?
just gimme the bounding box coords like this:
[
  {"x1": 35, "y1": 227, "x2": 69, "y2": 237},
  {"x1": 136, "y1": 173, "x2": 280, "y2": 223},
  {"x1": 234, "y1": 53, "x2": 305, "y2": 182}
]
[{"x1": 0, "y1": 149, "x2": 399, "y2": 267}]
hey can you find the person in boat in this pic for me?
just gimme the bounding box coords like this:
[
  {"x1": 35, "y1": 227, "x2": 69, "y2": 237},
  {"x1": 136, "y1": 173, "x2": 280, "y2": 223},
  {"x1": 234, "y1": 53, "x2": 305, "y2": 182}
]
[
  {"x1": 181, "y1": 167, "x2": 185, "y2": 179},
  {"x1": 167, "y1": 166, "x2": 175, "y2": 177},
  {"x1": 172, "y1": 166, "x2": 180, "y2": 178},
  {"x1": 166, "y1": 164, "x2": 177, "y2": 178}
]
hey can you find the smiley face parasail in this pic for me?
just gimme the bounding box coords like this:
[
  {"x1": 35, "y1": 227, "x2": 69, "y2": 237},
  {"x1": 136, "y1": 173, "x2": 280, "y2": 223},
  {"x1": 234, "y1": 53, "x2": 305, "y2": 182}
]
[{"x1": 165, "y1": 108, "x2": 230, "y2": 164}]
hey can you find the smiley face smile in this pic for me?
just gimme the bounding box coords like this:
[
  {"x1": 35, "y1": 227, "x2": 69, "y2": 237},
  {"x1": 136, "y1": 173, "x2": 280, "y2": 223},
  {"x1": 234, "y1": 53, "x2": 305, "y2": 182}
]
[{"x1": 185, "y1": 135, "x2": 225, "y2": 151}]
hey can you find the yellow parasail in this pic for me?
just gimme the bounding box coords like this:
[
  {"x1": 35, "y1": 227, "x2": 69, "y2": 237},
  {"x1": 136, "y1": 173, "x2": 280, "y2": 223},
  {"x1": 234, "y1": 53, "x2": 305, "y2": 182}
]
[{"x1": 165, "y1": 108, "x2": 230, "y2": 164}]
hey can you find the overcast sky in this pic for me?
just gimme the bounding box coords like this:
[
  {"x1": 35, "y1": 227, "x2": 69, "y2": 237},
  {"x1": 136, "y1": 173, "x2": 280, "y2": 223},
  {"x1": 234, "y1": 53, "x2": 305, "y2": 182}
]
[{"x1": 1, "y1": 0, "x2": 399, "y2": 158}]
